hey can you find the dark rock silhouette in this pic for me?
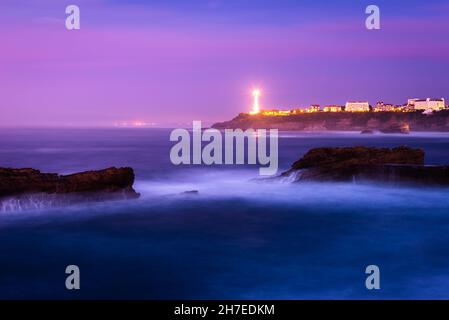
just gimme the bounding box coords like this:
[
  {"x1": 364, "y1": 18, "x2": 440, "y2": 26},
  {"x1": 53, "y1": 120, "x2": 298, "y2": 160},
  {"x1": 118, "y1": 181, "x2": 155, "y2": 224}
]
[
  {"x1": 281, "y1": 146, "x2": 449, "y2": 185},
  {"x1": 181, "y1": 190, "x2": 199, "y2": 194},
  {"x1": 0, "y1": 167, "x2": 139, "y2": 201},
  {"x1": 180, "y1": 190, "x2": 199, "y2": 195}
]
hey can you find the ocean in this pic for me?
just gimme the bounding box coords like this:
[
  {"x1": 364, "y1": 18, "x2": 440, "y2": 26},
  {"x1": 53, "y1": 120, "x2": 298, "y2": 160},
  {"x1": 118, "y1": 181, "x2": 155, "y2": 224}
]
[{"x1": 1, "y1": 128, "x2": 449, "y2": 299}]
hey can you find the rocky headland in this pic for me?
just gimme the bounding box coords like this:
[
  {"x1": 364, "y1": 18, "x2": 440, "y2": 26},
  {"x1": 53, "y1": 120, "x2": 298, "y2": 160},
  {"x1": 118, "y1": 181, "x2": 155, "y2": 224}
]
[{"x1": 212, "y1": 111, "x2": 449, "y2": 133}]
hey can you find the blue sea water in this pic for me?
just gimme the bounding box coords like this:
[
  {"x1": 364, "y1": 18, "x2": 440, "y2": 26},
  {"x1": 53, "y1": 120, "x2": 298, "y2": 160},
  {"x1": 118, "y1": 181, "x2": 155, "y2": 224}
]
[{"x1": 1, "y1": 128, "x2": 449, "y2": 299}]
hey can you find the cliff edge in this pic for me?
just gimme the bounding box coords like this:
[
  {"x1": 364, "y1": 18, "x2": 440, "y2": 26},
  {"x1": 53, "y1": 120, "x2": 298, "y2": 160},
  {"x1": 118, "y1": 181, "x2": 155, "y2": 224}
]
[{"x1": 212, "y1": 111, "x2": 449, "y2": 132}]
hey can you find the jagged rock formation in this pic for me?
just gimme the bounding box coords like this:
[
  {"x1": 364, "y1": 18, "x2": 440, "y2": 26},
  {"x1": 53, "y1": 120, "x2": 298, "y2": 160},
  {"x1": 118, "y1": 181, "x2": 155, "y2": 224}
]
[
  {"x1": 0, "y1": 167, "x2": 139, "y2": 201},
  {"x1": 281, "y1": 146, "x2": 449, "y2": 185}
]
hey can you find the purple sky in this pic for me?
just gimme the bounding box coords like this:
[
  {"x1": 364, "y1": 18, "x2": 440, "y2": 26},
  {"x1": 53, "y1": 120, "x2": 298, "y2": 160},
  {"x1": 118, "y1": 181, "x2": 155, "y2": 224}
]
[{"x1": 0, "y1": 0, "x2": 448, "y2": 127}]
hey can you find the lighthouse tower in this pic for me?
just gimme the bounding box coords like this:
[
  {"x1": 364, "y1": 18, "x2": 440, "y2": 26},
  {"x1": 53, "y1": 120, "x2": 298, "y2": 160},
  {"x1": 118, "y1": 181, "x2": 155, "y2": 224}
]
[{"x1": 250, "y1": 89, "x2": 261, "y2": 114}]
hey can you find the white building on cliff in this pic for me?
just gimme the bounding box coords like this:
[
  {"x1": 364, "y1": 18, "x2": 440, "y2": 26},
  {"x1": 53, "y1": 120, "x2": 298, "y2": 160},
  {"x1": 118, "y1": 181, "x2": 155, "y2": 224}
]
[
  {"x1": 408, "y1": 98, "x2": 445, "y2": 111},
  {"x1": 345, "y1": 101, "x2": 370, "y2": 112}
]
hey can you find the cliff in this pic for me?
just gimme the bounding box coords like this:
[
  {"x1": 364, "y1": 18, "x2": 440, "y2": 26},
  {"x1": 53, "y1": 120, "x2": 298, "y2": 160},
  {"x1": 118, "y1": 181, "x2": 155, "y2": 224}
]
[
  {"x1": 282, "y1": 146, "x2": 449, "y2": 185},
  {"x1": 212, "y1": 111, "x2": 449, "y2": 132}
]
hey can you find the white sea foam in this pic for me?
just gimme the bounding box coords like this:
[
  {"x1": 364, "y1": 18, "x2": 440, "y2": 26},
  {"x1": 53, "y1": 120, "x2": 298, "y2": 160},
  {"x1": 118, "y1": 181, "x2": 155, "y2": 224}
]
[
  {"x1": 134, "y1": 168, "x2": 449, "y2": 211},
  {"x1": 0, "y1": 169, "x2": 449, "y2": 219}
]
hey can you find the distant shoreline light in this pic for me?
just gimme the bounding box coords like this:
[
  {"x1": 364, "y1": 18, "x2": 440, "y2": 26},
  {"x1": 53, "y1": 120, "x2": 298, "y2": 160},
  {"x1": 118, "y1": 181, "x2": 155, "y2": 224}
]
[{"x1": 114, "y1": 121, "x2": 156, "y2": 128}]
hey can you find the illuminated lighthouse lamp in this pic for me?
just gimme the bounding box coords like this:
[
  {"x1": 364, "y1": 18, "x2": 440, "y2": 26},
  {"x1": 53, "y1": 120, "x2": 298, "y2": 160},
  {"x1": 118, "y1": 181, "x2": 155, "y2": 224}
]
[{"x1": 250, "y1": 89, "x2": 261, "y2": 115}]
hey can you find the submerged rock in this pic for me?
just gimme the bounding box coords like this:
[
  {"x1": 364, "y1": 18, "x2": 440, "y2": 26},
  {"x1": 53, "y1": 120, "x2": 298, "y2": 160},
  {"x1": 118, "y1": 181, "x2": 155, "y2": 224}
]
[
  {"x1": 361, "y1": 129, "x2": 374, "y2": 134},
  {"x1": 181, "y1": 190, "x2": 199, "y2": 195},
  {"x1": 281, "y1": 146, "x2": 449, "y2": 185},
  {"x1": 0, "y1": 167, "x2": 140, "y2": 203}
]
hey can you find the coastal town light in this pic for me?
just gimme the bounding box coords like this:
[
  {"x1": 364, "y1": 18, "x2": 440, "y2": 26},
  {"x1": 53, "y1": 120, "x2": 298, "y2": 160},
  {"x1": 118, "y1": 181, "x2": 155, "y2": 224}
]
[{"x1": 250, "y1": 89, "x2": 261, "y2": 114}]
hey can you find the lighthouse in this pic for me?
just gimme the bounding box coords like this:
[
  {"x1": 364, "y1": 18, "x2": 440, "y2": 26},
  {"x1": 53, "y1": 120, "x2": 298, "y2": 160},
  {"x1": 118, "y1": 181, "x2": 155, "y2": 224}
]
[{"x1": 250, "y1": 89, "x2": 261, "y2": 114}]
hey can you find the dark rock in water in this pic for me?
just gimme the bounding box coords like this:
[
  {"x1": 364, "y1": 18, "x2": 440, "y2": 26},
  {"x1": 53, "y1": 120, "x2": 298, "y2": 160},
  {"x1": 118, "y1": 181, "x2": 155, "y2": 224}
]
[
  {"x1": 181, "y1": 190, "x2": 199, "y2": 195},
  {"x1": 380, "y1": 122, "x2": 410, "y2": 134},
  {"x1": 290, "y1": 146, "x2": 424, "y2": 171},
  {"x1": 361, "y1": 129, "x2": 374, "y2": 134},
  {"x1": 0, "y1": 167, "x2": 140, "y2": 202},
  {"x1": 281, "y1": 146, "x2": 449, "y2": 185}
]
